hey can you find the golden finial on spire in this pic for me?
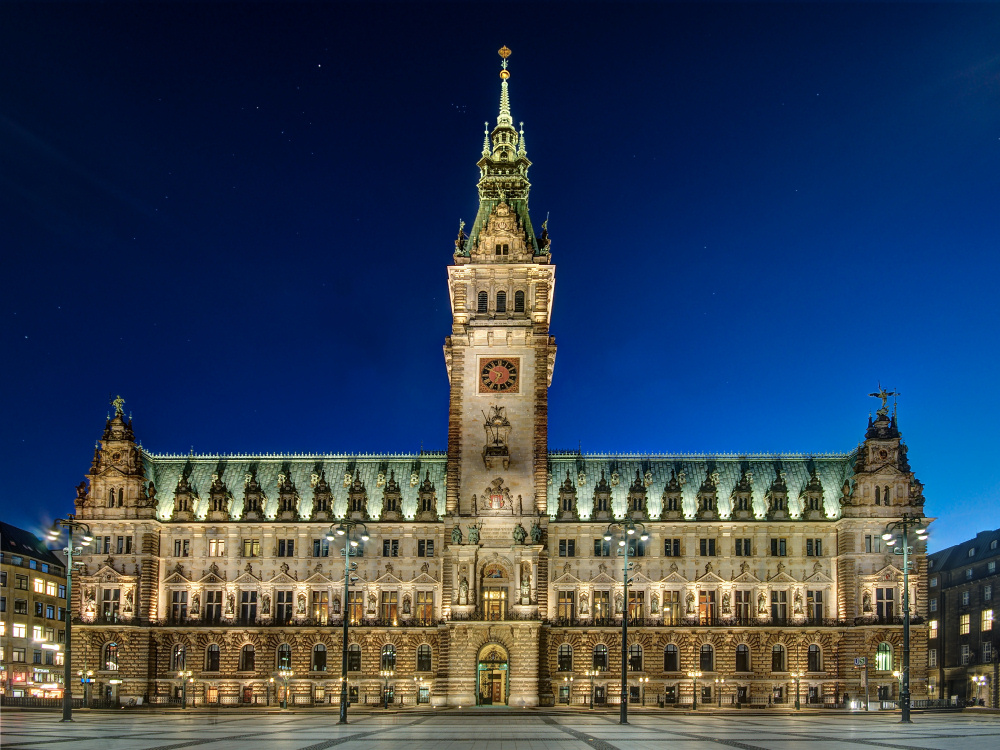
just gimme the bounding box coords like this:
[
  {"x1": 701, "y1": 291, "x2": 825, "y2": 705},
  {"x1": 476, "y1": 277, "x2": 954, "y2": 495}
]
[{"x1": 499, "y1": 45, "x2": 511, "y2": 79}]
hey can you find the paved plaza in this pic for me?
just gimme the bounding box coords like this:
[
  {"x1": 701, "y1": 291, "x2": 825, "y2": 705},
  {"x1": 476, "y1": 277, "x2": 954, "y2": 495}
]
[{"x1": 2, "y1": 710, "x2": 1000, "y2": 750}]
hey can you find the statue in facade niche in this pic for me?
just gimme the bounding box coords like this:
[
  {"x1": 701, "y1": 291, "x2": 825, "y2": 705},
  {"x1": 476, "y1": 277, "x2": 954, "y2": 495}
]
[
  {"x1": 451, "y1": 524, "x2": 463, "y2": 545},
  {"x1": 651, "y1": 593, "x2": 659, "y2": 614},
  {"x1": 402, "y1": 594, "x2": 411, "y2": 615},
  {"x1": 297, "y1": 593, "x2": 306, "y2": 615},
  {"x1": 226, "y1": 592, "x2": 235, "y2": 615},
  {"x1": 367, "y1": 593, "x2": 377, "y2": 614},
  {"x1": 615, "y1": 591, "x2": 624, "y2": 614},
  {"x1": 722, "y1": 591, "x2": 731, "y2": 614},
  {"x1": 757, "y1": 591, "x2": 767, "y2": 615},
  {"x1": 123, "y1": 588, "x2": 134, "y2": 614},
  {"x1": 793, "y1": 590, "x2": 803, "y2": 615},
  {"x1": 191, "y1": 593, "x2": 200, "y2": 615},
  {"x1": 579, "y1": 593, "x2": 589, "y2": 615},
  {"x1": 458, "y1": 577, "x2": 469, "y2": 605},
  {"x1": 262, "y1": 594, "x2": 271, "y2": 615},
  {"x1": 529, "y1": 520, "x2": 542, "y2": 543},
  {"x1": 512, "y1": 523, "x2": 526, "y2": 544},
  {"x1": 332, "y1": 596, "x2": 341, "y2": 614},
  {"x1": 467, "y1": 524, "x2": 481, "y2": 544},
  {"x1": 685, "y1": 591, "x2": 695, "y2": 615},
  {"x1": 862, "y1": 590, "x2": 872, "y2": 613}
]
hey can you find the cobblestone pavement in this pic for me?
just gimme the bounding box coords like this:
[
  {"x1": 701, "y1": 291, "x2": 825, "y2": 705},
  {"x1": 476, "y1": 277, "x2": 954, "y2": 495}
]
[{"x1": 3, "y1": 710, "x2": 1000, "y2": 750}]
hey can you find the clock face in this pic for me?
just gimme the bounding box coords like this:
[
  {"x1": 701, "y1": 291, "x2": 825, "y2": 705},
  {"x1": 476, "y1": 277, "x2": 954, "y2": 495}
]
[{"x1": 479, "y1": 357, "x2": 520, "y2": 393}]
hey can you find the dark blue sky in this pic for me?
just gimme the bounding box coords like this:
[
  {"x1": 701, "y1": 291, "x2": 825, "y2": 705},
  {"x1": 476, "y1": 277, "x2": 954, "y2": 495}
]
[{"x1": 2, "y1": 3, "x2": 998, "y2": 551}]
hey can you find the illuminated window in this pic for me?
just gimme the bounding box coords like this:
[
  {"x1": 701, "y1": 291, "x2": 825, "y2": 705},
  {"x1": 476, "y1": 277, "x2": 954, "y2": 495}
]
[
  {"x1": 208, "y1": 539, "x2": 226, "y2": 557},
  {"x1": 629, "y1": 643, "x2": 643, "y2": 672},
  {"x1": 417, "y1": 644, "x2": 432, "y2": 672},
  {"x1": 276, "y1": 643, "x2": 291, "y2": 669},
  {"x1": 557, "y1": 643, "x2": 573, "y2": 672},
  {"x1": 104, "y1": 642, "x2": 119, "y2": 671},
  {"x1": 45, "y1": 582, "x2": 57, "y2": 597},
  {"x1": 13, "y1": 623, "x2": 26, "y2": 638},
  {"x1": 33, "y1": 579, "x2": 44, "y2": 594},
  {"x1": 929, "y1": 619, "x2": 938, "y2": 635},
  {"x1": 380, "y1": 644, "x2": 396, "y2": 671},
  {"x1": 875, "y1": 642, "x2": 893, "y2": 671},
  {"x1": 960, "y1": 614, "x2": 970, "y2": 635},
  {"x1": 928, "y1": 648, "x2": 937, "y2": 667},
  {"x1": 983, "y1": 609, "x2": 994, "y2": 631}
]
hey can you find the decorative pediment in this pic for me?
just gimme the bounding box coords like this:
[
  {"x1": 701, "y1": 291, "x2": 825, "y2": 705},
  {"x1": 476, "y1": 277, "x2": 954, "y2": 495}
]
[
  {"x1": 696, "y1": 571, "x2": 726, "y2": 584},
  {"x1": 804, "y1": 564, "x2": 834, "y2": 583},
  {"x1": 662, "y1": 571, "x2": 689, "y2": 584},
  {"x1": 198, "y1": 573, "x2": 225, "y2": 585},
  {"x1": 304, "y1": 572, "x2": 335, "y2": 585},
  {"x1": 91, "y1": 564, "x2": 135, "y2": 583},
  {"x1": 733, "y1": 570, "x2": 761, "y2": 584},
  {"x1": 266, "y1": 572, "x2": 297, "y2": 585},
  {"x1": 767, "y1": 570, "x2": 797, "y2": 583},
  {"x1": 233, "y1": 571, "x2": 260, "y2": 585},
  {"x1": 589, "y1": 571, "x2": 617, "y2": 585},
  {"x1": 375, "y1": 572, "x2": 403, "y2": 585},
  {"x1": 410, "y1": 572, "x2": 438, "y2": 584},
  {"x1": 870, "y1": 563, "x2": 902, "y2": 580},
  {"x1": 551, "y1": 571, "x2": 583, "y2": 585},
  {"x1": 162, "y1": 571, "x2": 190, "y2": 584}
]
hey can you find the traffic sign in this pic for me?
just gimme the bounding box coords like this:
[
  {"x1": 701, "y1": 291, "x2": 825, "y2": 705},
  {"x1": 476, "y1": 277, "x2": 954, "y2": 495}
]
[{"x1": 854, "y1": 657, "x2": 867, "y2": 667}]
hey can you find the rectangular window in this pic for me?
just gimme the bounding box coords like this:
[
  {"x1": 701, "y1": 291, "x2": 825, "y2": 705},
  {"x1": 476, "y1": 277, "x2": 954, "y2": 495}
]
[
  {"x1": 771, "y1": 590, "x2": 788, "y2": 621},
  {"x1": 380, "y1": 591, "x2": 398, "y2": 622},
  {"x1": 173, "y1": 539, "x2": 190, "y2": 557},
  {"x1": 32, "y1": 625, "x2": 43, "y2": 641},
  {"x1": 35, "y1": 601, "x2": 43, "y2": 616},
  {"x1": 276, "y1": 590, "x2": 294, "y2": 622},
  {"x1": 698, "y1": 590, "x2": 716, "y2": 624},
  {"x1": 347, "y1": 591, "x2": 364, "y2": 625},
  {"x1": 664, "y1": 538, "x2": 681, "y2": 556},
  {"x1": 12, "y1": 648, "x2": 26, "y2": 662},
  {"x1": 416, "y1": 591, "x2": 433, "y2": 623},
  {"x1": 0, "y1": 596, "x2": 5, "y2": 612},
  {"x1": 311, "y1": 590, "x2": 329, "y2": 623},
  {"x1": 171, "y1": 590, "x2": 188, "y2": 621},
  {"x1": 15, "y1": 575, "x2": 28, "y2": 590},
  {"x1": 101, "y1": 536, "x2": 111, "y2": 555},
  {"x1": 985, "y1": 585, "x2": 993, "y2": 602},
  {"x1": 204, "y1": 590, "x2": 222, "y2": 623},
  {"x1": 930, "y1": 576, "x2": 938, "y2": 587},
  {"x1": 559, "y1": 539, "x2": 576, "y2": 557},
  {"x1": 0, "y1": 571, "x2": 6, "y2": 586},
  {"x1": 960, "y1": 613, "x2": 971, "y2": 635},
  {"x1": 594, "y1": 539, "x2": 611, "y2": 557},
  {"x1": 33, "y1": 578, "x2": 44, "y2": 594},
  {"x1": 312, "y1": 538, "x2": 330, "y2": 557},
  {"x1": 58, "y1": 584, "x2": 65, "y2": 599},
  {"x1": 627, "y1": 539, "x2": 647, "y2": 557},
  {"x1": 929, "y1": 619, "x2": 938, "y2": 635},
  {"x1": 13, "y1": 623, "x2": 26, "y2": 638},
  {"x1": 876, "y1": 587, "x2": 895, "y2": 619},
  {"x1": 961, "y1": 644, "x2": 970, "y2": 665},
  {"x1": 865, "y1": 535, "x2": 882, "y2": 554},
  {"x1": 45, "y1": 581, "x2": 57, "y2": 597},
  {"x1": 115, "y1": 536, "x2": 124, "y2": 554},
  {"x1": 663, "y1": 590, "x2": 680, "y2": 625},
  {"x1": 962, "y1": 591, "x2": 971, "y2": 606},
  {"x1": 966, "y1": 568, "x2": 974, "y2": 580},
  {"x1": 984, "y1": 641, "x2": 993, "y2": 664},
  {"x1": 101, "y1": 588, "x2": 120, "y2": 618},
  {"x1": 277, "y1": 539, "x2": 295, "y2": 557},
  {"x1": 929, "y1": 598, "x2": 938, "y2": 612},
  {"x1": 735, "y1": 590, "x2": 752, "y2": 622},
  {"x1": 770, "y1": 538, "x2": 787, "y2": 556},
  {"x1": 806, "y1": 539, "x2": 822, "y2": 556},
  {"x1": 928, "y1": 649, "x2": 937, "y2": 667},
  {"x1": 735, "y1": 538, "x2": 751, "y2": 556},
  {"x1": 806, "y1": 590, "x2": 824, "y2": 622},
  {"x1": 242, "y1": 539, "x2": 261, "y2": 557},
  {"x1": 14, "y1": 598, "x2": 27, "y2": 614},
  {"x1": 990, "y1": 561, "x2": 997, "y2": 574},
  {"x1": 983, "y1": 609, "x2": 994, "y2": 631},
  {"x1": 208, "y1": 539, "x2": 226, "y2": 557},
  {"x1": 417, "y1": 539, "x2": 434, "y2": 557},
  {"x1": 382, "y1": 539, "x2": 399, "y2": 557},
  {"x1": 593, "y1": 590, "x2": 610, "y2": 621},
  {"x1": 700, "y1": 539, "x2": 716, "y2": 556},
  {"x1": 557, "y1": 590, "x2": 575, "y2": 620},
  {"x1": 239, "y1": 590, "x2": 257, "y2": 623}
]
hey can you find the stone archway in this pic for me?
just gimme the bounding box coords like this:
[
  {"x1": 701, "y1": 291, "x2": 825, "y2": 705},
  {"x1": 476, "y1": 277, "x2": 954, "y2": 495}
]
[{"x1": 476, "y1": 642, "x2": 509, "y2": 706}]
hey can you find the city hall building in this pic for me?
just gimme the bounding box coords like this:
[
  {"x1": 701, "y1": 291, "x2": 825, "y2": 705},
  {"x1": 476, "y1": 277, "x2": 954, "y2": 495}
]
[{"x1": 67, "y1": 50, "x2": 929, "y2": 709}]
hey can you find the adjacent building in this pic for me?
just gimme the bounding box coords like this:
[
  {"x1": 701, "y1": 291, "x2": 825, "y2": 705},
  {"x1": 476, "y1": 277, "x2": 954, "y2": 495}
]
[
  {"x1": 64, "y1": 49, "x2": 930, "y2": 709},
  {"x1": 0, "y1": 522, "x2": 68, "y2": 698},
  {"x1": 926, "y1": 528, "x2": 999, "y2": 707}
]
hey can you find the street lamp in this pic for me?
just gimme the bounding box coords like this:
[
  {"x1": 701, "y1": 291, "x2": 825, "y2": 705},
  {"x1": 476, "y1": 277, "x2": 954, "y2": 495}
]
[
  {"x1": 177, "y1": 670, "x2": 192, "y2": 708},
  {"x1": 714, "y1": 677, "x2": 725, "y2": 708},
  {"x1": 414, "y1": 676, "x2": 425, "y2": 706},
  {"x1": 267, "y1": 676, "x2": 274, "y2": 706},
  {"x1": 76, "y1": 669, "x2": 94, "y2": 707},
  {"x1": 604, "y1": 517, "x2": 649, "y2": 725},
  {"x1": 790, "y1": 670, "x2": 804, "y2": 710},
  {"x1": 882, "y1": 513, "x2": 929, "y2": 724},
  {"x1": 326, "y1": 520, "x2": 369, "y2": 724},
  {"x1": 584, "y1": 669, "x2": 598, "y2": 709},
  {"x1": 637, "y1": 675, "x2": 648, "y2": 706},
  {"x1": 276, "y1": 666, "x2": 293, "y2": 709},
  {"x1": 380, "y1": 669, "x2": 394, "y2": 708},
  {"x1": 46, "y1": 516, "x2": 93, "y2": 722},
  {"x1": 688, "y1": 670, "x2": 702, "y2": 709}
]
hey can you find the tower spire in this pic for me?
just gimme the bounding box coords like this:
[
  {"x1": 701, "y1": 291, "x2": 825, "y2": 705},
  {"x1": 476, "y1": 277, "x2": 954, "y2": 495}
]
[{"x1": 498, "y1": 45, "x2": 512, "y2": 128}]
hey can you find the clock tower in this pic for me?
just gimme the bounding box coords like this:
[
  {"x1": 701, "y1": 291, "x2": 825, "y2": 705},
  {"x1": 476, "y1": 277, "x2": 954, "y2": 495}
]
[{"x1": 444, "y1": 47, "x2": 555, "y2": 521}]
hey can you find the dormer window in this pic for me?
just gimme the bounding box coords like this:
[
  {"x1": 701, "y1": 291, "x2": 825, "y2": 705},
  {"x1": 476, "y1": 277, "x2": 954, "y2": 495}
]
[
  {"x1": 478, "y1": 291, "x2": 488, "y2": 313},
  {"x1": 496, "y1": 291, "x2": 506, "y2": 313},
  {"x1": 514, "y1": 290, "x2": 524, "y2": 312},
  {"x1": 495, "y1": 243, "x2": 509, "y2": 257}
]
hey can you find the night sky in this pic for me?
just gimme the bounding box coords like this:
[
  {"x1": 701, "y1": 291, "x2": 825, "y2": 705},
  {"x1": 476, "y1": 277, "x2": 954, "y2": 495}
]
[{"x1": 2, "y1": 3, "x2": 998, "y2": 552}]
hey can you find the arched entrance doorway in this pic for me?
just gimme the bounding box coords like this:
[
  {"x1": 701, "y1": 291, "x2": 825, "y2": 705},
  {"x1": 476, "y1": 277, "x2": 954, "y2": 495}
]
[{"x1": 476, "y1": 643, "x2": 509, "y2": 706}]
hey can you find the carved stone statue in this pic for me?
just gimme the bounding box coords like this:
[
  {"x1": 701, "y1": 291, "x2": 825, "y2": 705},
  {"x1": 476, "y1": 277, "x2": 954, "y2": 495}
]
[
  {"x1": 402, "y1": 594, "x2": 411, "y2": 615},
  {"x1": 529, "y1": 520, "x2": 542, "y2": 544},
  {"x1": 123, "y1": 588, "x2": 134, "y2": 614},
  {"x1": 740, "y1": 561, "x2": 750, "y2": 575},
  {"x1": 685, "y1": 591, "x2": 695, "y2": 615},
  {"x1": 262, "y1": 594, "x2": 271, "y2": 615},
  {"x1": 615, "y1": 591, "x2": 624, "y2": 614},
  {"x1": 297, "y1": 593, "x2": 306, "y2": 615},
  {"x1": 757, "y1": 591, "x2": 767, "y2": 615},
  {"x1": 467, "y1": 524, "x2": 481, "y2": 544},
  {"x1": 332, "y1": 595, "x2": 341, "y2": 614},
  {"x1": 226, "y1": 592, "x2": 235, "y2": 616},
  {"x1": 458, "y1": 576, "x2": 469, "y2": 605},
  {"x1": 512, "y1": 523, "x2": 527, "y2": 544},
  {"x1": 520, "y1": 574, "x2": 530, "y2": 603},
  {"x1": 722, "y1": 591, "x2": 731, "y2": 614},
  {"x1": 451, "y1": 524, "x2": 463, "y2": 545},
  {"x1": 84, "y1": 586, "x2": 96, "y2": 616},
  {"x1": 650, "y1": 593, "x2": 659, "y2": 614},
  {"x1": 793, "y1": 590, "x2": 803, "y2": 615},
  {"x1": 191, "y1": 593, "x2": 200, "y2": 615},
  {"x1": 862, "y1": 590, "x2": 872, "y2": 613},
  {"x1": 579, "y1": 592, "x2": 589, "y2": 615},
  {"x1": 367, "y1": 593, "x2": 377, "y2": 614}
]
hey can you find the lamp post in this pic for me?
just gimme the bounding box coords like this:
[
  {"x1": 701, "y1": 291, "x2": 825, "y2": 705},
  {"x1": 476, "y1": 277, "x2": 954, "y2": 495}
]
[
  {"x1": 882, "y1": 514, "x2": 928, "y2": 724},
  {"x1": 584, "y1": 669, "x2": 597, "y2": 709},
  {"x1": 326, "y1": 520, "x2": 369, "y2": 724},
  {"x1": 77, "y1": 669, "x2": 94, "y2": 707},
  {"x1": 413, "y1": 675, "x2": 424, "y2": 706},
  {"x1": 380, "y1": 669, "x2": 394, "y2": 708},
  {"x1": 267, "y1": 676, "x2": 273, "y2": 706},
  {"x1": 791, "y1": 671, "x2": 804, "y2": 710},
  {"x1": 46, "y1": 516, "x2": 93, "y2": 722},
  {"x1": 177, "y1": 670, "x2": 192, "y2": 708},
  {"x1": 562, "y1": 675, "x2": 574, "y2": 705},
  {"x1": 688, "y1": 670, "x2": 702, "y2": 710},
  {"x1": 715, "y1": 677, "x2": 725, "y2": 708},
  {"x1": 276, "y1": 666, "x2": 293, "y2": 709},
  {"x1": 604, "y1": 517, "x2": 649, "y2": 725},
  {"x1": 637, "y1": 676, "x2": 648, "y2": 707}
]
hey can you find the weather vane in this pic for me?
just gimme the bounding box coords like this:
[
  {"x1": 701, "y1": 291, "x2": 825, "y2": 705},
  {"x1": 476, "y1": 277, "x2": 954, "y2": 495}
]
[
  {"x1": 867, "y1": 382, "x2": 898, "y2": 417},
  {"x1": 499, "y1": 45, "x2": 511, "y2": 79}
]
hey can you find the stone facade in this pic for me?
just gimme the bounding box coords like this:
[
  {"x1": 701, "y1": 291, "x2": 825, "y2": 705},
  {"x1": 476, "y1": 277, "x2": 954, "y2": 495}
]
[{"x1": 64, "y1": 50, "x2": 929, "y2": 709}]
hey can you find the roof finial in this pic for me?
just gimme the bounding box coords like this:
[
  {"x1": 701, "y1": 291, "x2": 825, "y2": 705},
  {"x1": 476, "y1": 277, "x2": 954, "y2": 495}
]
[
  {"x1": 497, "y1": 46, "x2": 512, "y2": 127},
  {"x1": 518, "y1": 121, "x2": 526, "y2": 156},
  {"x1": 482, "y1": 122, "x2": 490, "y2": 156}
]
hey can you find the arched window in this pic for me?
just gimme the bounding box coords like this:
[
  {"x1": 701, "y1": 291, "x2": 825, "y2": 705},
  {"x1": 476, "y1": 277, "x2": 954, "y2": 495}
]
[
  {"x1": 347, "y1": 643, "x2": 361, "y2": 672},
  {"x1": 312, "y1": 643, "x2": 327, "y2": 671},
  {"x1": 884, "y1": 486, "x2": 891, "y2": 506},
  {"x1": 104, "y1": 642, "x2": 119, "y2": 671},
  {"x1": 416, "y1": 644, "x2": 432, "y2": 672},
  {"x1": 381, "y1": 644, "x2": 396, "y2": 671},
  {"x1": 171, "y1": 644, "x2": 185, "y2": 671},
  {"x1": 807, "y1": 644, "x2": 822, "y2": 672},
  {"x1": 875, "y1": 486, "x2": 881, "y2": 505},
  {"x1": 771, "y1": 644, "x2": 786, "y2": 672},
  {"x1": 663, "y1": 644, "x2": 679, "y2": 672},
  {"x1": 118, "y1": 487, "x2": 124, "y2": 507},
  {"x1": 514, "y1": 290, "x2": 525, "y2": 312},
  {"x1": 700, "y1": 643, "x2": 714, "y2": 671},
  {"x1": 239, "y1": 644, "x2": 255, "y2": 672},
  {"x1": 557, "y1": 644, "x2": 573, "y2": 672},
  {"x1": 205, "y1": 644, "x2": 220, "y2": 672},
  {"x1": 628, "y1": 644, "x2": 643, "y2": 672},
  {"x1": 477, "y1": 291, "x2": 488, "y2": 313},
  {"x1": 736, "y1": 644, "x2": 750, "y2": 672},
  {"x1": 108, "y1": 489, "x2": 115, "y2": 508},
  {"x1": 496, "y1": 291, "x2": 506, "y2": 313},
  {"x1": 276, "y1": 643, "x2": 292, "y2": 669},
  {"x1": 593, "y1": 644, "x2": 608, "y2": 671},
  {"x1": 876, "y1": 642, "x2": 893, "y2": 671}
]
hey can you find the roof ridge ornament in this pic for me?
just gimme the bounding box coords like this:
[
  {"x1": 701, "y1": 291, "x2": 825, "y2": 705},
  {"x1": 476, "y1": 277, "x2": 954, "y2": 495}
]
[{"x1": 497, "y1": 46, "x2": 512, "y2": 127}]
